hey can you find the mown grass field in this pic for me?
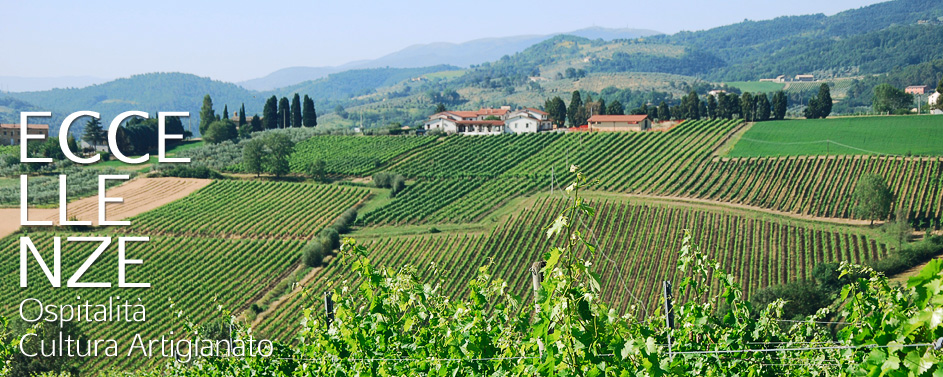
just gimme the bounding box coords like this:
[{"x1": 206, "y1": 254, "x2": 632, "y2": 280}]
[{"x1": 727, "y1": 115, "x2": 943, "y2": 157}]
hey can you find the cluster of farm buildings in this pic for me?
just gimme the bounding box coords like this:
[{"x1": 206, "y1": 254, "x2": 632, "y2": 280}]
[
  {"x1": 0, "y1": 123, "x2": 49, "y2": 146},
  {"x1": 422, "y1": 106, "x2": 652, "y2": 135}
]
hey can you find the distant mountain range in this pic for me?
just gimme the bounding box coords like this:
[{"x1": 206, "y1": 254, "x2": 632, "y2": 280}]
[{"x1": 237, "y1": 27, "x2": 660, "y2": 91}]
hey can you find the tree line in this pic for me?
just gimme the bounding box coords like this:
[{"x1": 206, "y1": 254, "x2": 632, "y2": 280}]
[
  {"x1": 199, "y1": 93, "x2": 318, "y2": 144},
  {"x1": 544, "y1": 89, "x2": 790, "y2": 127}
]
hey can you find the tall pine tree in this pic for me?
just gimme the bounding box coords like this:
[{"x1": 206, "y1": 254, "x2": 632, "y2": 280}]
[
  {"x1": 82, "y1": 117, "x2": 106, "y2": 148},
  {"x1": 198, "y1": 94, "x2": 215, "y2": 136},
  {"x1": 545, "y1": 97, "x2": 566, "y2": 127}
]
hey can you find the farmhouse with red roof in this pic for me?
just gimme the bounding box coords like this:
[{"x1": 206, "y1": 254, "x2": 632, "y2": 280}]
[{"x1": 423, "y1": 107, "x2": 554, "y2": 135}]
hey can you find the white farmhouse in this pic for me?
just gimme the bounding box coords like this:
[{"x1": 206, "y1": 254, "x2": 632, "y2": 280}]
[
  {"x1": 504, "y1": 108, "x2": 553, "y2": 133},
  {"x1": 423, "y1": 107, "x2": 554, "y2": 135}
]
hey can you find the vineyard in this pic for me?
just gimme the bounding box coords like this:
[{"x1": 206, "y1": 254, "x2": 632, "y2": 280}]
[
  {"x1": 288, "y1": 135, "x2": 435, "y2": 175},
  {"x1": 258, "y1": 196, "x2": 889, "y2": 340},
  {"x1": 1, "y1": 234, "x2": 305, "y2": 371},
  {"x1": 676, "y1": 155, "x2": 943, "y2": 225},
  {"x1": 123, "y1": 180, "x2": 369, "y2": 239},
  {"x1": 505, "y1": 119, "x2": 739, "y2": 192},
  {"x1": 358, "y1": 177, "x2": 540, "y2": 225},
  {"x1": 389, "y1": 132, "x2": 563, "y2": 178},
  {"x1": 349, "y1": 119, "x2": 943, "y2": 227},
  {"x1": 358, "y1": 119, "x2": 742, "y2": 225}
]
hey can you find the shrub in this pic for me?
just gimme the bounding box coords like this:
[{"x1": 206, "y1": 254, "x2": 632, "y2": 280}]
[
  {"x1": 869, "y1": 235, "x2": 943, "y2": 275},
  {"x1": 303, "y1": 240, "x2": 327, "y2": 267},
  {"x1": 750, "y1": 281, "x2": 829, "y2": 320},
  {"x1": 319, "y1": 227, "x2": 340, "y2": 249},
  {"x1": 332, "y1": 208, "x2": 358, "y2": 233},
  {"x1": 373, "y1": 172, "x2": 392, "y2": 188},
  {"x1": 390, "y1": 175, "x2": 406, "y2": 197}
]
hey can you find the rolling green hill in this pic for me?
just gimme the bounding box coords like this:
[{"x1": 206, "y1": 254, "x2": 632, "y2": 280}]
[{"x1": 2, "y1": 73, "x2": 256, "y2": 134}]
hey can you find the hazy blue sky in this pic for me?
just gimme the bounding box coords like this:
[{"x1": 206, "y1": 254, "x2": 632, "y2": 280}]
[{"x1": 1, "y1": 0, "x2": 885, "y2": 82}]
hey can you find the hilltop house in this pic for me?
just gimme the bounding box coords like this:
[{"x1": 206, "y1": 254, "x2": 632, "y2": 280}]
[
  {"x1": 587, "y1": 115, "x2": 651, "y2": 132},
  {"x1": 906, "y1": 85, "x2": 930, "y2": 95},
  {"x1": 423, "y1": 107, "x2": 553, "y2": 135},
  {"x1": 0, "y1": 123, "x2": 49, "y2": 146}
]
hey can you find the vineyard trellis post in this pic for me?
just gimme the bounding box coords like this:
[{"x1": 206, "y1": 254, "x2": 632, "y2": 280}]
[
  {"x1": 324, "y1": 290, "x2": 335, "y2": 327},
  {"x1": 663, "y1": 280, "x2": 674, "y2": 357},
  {"x1": 531, "y1": 261, "x2": 547, "y2": 355}
]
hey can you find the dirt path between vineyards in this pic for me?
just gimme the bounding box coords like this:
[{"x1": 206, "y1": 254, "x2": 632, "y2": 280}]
[
  {"x1": 0, "y1": 177, "x2": 212, "y2": 238},
  {"x1": 250, "y1": 255, "x2": 334, "y2": 329}
]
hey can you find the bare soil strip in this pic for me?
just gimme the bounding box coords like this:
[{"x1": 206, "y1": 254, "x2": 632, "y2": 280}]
[
  {"x1": 0, "y1": 177, "x2": 212, "y2": 239},
  {"x1": 249, "y1": 256, "x2": 333, "y2": 328}
]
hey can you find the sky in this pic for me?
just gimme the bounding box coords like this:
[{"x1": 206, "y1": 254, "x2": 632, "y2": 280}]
[{"x1": 1, "y1": 0, "x2": 887, "y2": 83}]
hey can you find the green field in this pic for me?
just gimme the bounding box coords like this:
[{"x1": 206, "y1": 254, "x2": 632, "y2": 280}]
[
  {"x1": 727, "y1": 115, "x2": 943, "y2": 157},
  {"x1": 724, "y1": 81, "x2": 786, "y2": 93}
]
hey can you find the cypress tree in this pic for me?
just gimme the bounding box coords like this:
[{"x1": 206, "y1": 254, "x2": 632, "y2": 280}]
[
  {"x1": 756, "y1": 93, "x2": 771, "y2": 121},
  {"x1": 302, "y1": 95, "x2": 317, "y2": 128},
  {"x1": 567, "y1": 91, "x2": 583, "y2": 127},
  {"x1": 278, "y1": 97, "x2": 290, "y2": 129},
  {"x1": 262, "y1": 96, "x2": 278, "y2": 130},
  {"x1": 771, "y1": 91, "x2": 788, "y2": 120},
  {"x1": 818, "y1": 84, "x2": 832, "y2": 118},
  {"x1": 291, "y1": 93, "x2": 302, "y2": 128},
  {"x1": 657, "y1": 101, "x2": 670, "y2": 121},
  {"x1": 706, "y1": 95, "x2": 717, "y2": 119}
]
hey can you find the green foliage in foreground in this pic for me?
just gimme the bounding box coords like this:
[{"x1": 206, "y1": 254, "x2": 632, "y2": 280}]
[{"x1": 727, "y1": 115, "x2": 943, "y2": 157}]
